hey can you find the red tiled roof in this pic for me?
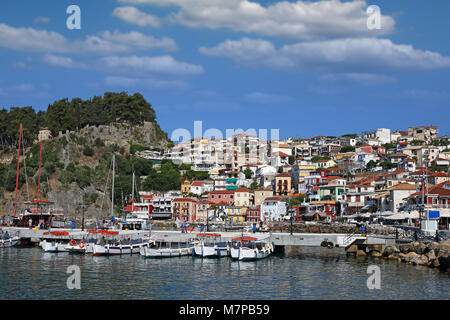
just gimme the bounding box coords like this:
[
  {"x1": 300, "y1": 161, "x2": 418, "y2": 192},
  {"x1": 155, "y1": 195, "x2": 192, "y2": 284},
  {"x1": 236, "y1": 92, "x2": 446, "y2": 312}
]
[
  {"x1": 209, "y1": 190, "x2": 235, "y2": 195},
  {"x1": 173, "y1": 198, "x2": 198, "y2": 202},
  {"x1": 410, "y1": 186, "x2": 450, "y2": 198},
  {"x1": 191, "y1": 181, "x2": 204, "y2": 187},
  {"x1": 235, "y1": 187, "x2": 252, "y2": 192},
  {"x1": 279, "y1": 152, "x2": 289, "y2": 157}
]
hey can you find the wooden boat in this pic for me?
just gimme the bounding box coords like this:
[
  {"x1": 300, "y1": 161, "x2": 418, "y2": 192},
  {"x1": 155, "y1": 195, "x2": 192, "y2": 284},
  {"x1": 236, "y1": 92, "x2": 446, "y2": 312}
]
[
  {"x1": 193, "y1": 233, "x2": 229, "y2": 258},
  {"x1": 93, "y1": 238, "x2": 151, "y2": 256},
  {"x1": 230, "y1": 236, "x2": 274, "y2": 261},
  {"x1": 140, "y1": 241, "x2": 193, "y2": 258}
]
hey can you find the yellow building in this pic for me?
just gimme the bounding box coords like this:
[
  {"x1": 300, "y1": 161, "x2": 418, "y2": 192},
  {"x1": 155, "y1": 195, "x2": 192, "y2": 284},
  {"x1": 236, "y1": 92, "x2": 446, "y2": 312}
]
[
  {"x1": 181, "y1": 180, "x2": 192, "y2": 195},
  {"x1": 234, "y1": 187, "x2": 253, "y2": 207},
  {"x1": 226, "y1": 206, "x2": 247, "y2": 223},
  {"x1": 275, "y1": 172, "x2": 291, "y2": 196},
  {"x1": 253, "y1": 188, "x2": 274, "y2": 206}
]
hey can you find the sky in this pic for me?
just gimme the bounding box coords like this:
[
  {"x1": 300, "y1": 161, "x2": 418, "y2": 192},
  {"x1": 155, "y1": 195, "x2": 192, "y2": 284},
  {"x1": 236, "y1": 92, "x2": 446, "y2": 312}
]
[{"x1": 0, "y1": 0, "x2": 450, "y2": 141}]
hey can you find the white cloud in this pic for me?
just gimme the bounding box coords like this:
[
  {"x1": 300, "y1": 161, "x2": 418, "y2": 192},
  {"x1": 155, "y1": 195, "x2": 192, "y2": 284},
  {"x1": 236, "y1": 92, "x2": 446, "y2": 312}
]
[
  {"x1": 319, "y1": 73, "x2": 397, "y2": 85},
  {"x1": 99, "y1": 55, "x2": 204, "y2": 76},
  {"x1": 104, "y1": 76, "x2": 186, "y2": 89},
  {"x1": 112, "y1": 6, "x2": 161, "y2": 27},
  {"x1": 100, "y1": 30, "x2": 177, "y2": 51},
  {"x1": 118, "y1": 0, "x2": 395, "y2": 40},
  {"x1": 245, "y1": 91, "x2": 292, "y2": 103},
  {"x1": 34, "y1": 16, "x2": 50, "y2": 24},
  {"x1": 200, "y1": 37, "x2": 450, "y2": 73},
  {"x1": 0, "y1": 24, "x2": 177, "y2": 55},
  {"x1": 42, "y1": 54, "x2": 83, "y2": 68}
]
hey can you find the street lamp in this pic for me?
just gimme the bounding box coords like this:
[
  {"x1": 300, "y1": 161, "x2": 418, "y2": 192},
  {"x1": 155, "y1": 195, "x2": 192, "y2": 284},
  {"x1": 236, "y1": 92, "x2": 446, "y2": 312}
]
[{"x1": 79, "y1": 203, "x2": 87, "y2": 231}]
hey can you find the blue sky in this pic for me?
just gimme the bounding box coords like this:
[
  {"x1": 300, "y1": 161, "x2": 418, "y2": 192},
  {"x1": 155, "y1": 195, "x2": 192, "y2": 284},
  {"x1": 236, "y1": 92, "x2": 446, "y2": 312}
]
[{"x1": 1, "y1": 0, "x2": 449, "y2": 140}]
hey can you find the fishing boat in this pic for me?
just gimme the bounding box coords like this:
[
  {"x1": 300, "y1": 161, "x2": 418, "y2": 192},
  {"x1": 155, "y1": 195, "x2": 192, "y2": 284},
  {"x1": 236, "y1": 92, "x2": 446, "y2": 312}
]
[
  {"x1": 0, "y1": 231, "x2": 19, "y2": 248},
  {"x1": 230, "y1": 236, "x2": 274, "y2": 261},
  {"x1": 84, "y1": 238, "x2": 98, "y2": 254},
  {"x1": 40, "y1": 239, "x2": 69, "y2": 253},
  {"x1": 65, "y1": 239, "x2": 86, "y2": 254},
  {"x1": 140, "y1": 240, "x2": 193, "y2": 258},
  {"x1": 193, "y1": 233, "x2": 230, "y2": 258},
  {"x1": 92, "y1": 238, "x2": 151, "y2": 256}
]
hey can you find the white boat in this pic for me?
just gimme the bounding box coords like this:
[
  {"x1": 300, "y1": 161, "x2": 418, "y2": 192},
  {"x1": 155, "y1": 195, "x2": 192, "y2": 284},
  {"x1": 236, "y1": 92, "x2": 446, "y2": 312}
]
[
  {"x1": 140, "y1": 241, "x2": 193, "y2": 258},
  {"x1": 193, "y1": 233, "x2": 230, "y2": 258},
  {"x1": 230, "y1": 236, "x2": 274, "y2": 261},
  {"x1": 0, "y1": 236, "x2": 20, "y2": 248},
  {"x1": 65, "y1": 240, "x2": 86, "y2": 254},
  {"x1": 41, "y1": 240, "x2": 68, "y2": 253},
  {"x1": 84, "y1": 239, "x2": 98, "y2": 254},
  {"x1": 93, "y1": 238, "x2": 151, "y2": 256}
]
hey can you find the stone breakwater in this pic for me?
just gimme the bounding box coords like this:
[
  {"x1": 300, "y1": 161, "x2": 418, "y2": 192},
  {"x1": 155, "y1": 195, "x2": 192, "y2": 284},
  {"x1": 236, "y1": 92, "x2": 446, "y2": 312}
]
[
  {"x1": 151, "y1": 220, "x2": 403, "y2": 237},
  {"x1": 347, "y1": 240, "x2": 450, "y2": 271}
]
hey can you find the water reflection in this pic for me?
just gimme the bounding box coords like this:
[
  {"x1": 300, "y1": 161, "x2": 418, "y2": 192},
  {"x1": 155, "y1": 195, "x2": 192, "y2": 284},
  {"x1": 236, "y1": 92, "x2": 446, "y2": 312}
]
[{"x1": 0, "y1": 247, "x2": 448, "y2": 300}]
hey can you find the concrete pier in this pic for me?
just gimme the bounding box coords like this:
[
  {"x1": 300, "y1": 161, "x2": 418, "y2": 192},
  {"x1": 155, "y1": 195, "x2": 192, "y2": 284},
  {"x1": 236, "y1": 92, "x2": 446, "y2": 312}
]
[{"x1": 2, "y1": 227, "x2": 394, "y2": 248}]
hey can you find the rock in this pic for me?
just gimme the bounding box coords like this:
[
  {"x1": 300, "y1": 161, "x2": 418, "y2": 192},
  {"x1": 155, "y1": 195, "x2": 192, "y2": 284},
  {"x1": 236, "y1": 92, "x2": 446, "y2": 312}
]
[
  {"x1": 383, "y1": 245, "x2": 400, "y2": 256},
  {"x1": 437, "y1": 253, "x2": 450, "y2": 269},
  {"x1": 388, "y1": 253, "x2": 399, "y2": 260},
  {"x1": 371, "y1": 251, "x2": 382, "y2": 257},
  {"x1": 404, "y1": 252, "x2": 418, "y2": 263},
  {"x1": 346, "y1": 245, "x2": 358, "y2": 253},
  {"x1": 431, "y1": 259, "x2": 440, "y2": 268},
  {"x1": 356, "y1": 250, "x2": 367, "y2": 256},
  {"x1": 426, "y1": 250, "x2": 436, "y2": 261},
  {"x1": 410, "y1": 254, "x2": 429, "y2": 266},
  {"x1": 416, "y1": 242, "x2": 429, "y2": 255}
]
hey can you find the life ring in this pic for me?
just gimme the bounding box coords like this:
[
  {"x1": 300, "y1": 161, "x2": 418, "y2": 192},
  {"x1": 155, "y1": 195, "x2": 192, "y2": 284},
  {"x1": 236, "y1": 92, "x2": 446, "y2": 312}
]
[
  {"x1": 70, "y1": 239, "x2": 77, "y2": 246},
  {"x1": 79, "y1": 241, "x2": 85, "y2": 249}
]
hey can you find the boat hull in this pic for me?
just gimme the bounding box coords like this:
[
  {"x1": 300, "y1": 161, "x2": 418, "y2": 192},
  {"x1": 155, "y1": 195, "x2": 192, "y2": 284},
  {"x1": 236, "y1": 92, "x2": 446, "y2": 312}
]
[
  {"x1": 140, "y1": 246, "x2": 192, "y2": 258},
  {"x1": 0, "y1": 237, "x2": 19, "y2": 248},
  {"x1": 41, "y1": 240, "x2": 68, "y2": 253}
]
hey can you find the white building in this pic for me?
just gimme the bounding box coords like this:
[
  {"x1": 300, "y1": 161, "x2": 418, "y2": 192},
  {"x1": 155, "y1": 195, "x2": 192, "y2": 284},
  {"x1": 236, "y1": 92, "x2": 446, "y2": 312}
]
[
  {"x1": 260, "y1": 197, "x2": 288, "y2": 222},
  {"x1": 363, "y1": 128, "x2": 391, "y2": 145}
]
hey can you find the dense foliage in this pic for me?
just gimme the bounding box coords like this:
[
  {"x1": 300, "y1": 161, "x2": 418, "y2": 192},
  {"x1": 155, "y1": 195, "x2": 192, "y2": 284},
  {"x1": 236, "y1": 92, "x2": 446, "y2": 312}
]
[{"x1": 0, "y1": 92, "x2": 158, "y2": 148}]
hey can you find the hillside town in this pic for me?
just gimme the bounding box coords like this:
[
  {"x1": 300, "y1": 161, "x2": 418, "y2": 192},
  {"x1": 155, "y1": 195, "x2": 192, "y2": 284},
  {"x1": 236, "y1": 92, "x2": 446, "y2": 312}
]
[{"x1": 126, "y1": 125, "x2": 450, "y2": 230}]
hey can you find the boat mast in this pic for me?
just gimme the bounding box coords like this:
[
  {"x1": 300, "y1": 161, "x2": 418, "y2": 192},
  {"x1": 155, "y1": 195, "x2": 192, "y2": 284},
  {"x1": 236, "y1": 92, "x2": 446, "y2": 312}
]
[
  {"x1": 37, "y1": 140, "x2": 42, "y2": 200},
  {"x1": 13, "y1": 123, "x2": 22, "y2": 218},
  {"x1": 132, "y1": 170, "x2": 135, "y2": 213},
  {"x1": 111, "y1": 154, "x2": 115, "y2": 219}
]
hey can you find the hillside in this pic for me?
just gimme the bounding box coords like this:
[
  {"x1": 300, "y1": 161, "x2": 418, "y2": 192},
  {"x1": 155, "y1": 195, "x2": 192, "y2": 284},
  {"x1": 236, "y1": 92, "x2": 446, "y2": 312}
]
[{"x1": 0, "y1": 92, "x2": 171, "y2": 223}]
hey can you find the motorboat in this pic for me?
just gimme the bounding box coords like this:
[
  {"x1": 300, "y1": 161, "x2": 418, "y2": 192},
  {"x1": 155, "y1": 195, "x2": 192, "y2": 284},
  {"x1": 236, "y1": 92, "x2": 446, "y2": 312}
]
[
  {"x1": 40, "y1": 239, "x2": 69, "y2": 253},
  {"x1": 230, "y1": 236, "x2": 274, "y2": 261},
  {"x1": 0, "y1": 232, "x2": 19, "y2": 248},
  {"x1": 65, "y1": 240, "x2": 86, "y2": 254},
  {"x1": 93, "y1": 238, "x2": 151, "y2": 256},
  {"x1": 140, "y1": 240, "x2": 193, "y2": 258},
  {"x1": 193, "y1": 233, "x2": 229, "y2": 258}
]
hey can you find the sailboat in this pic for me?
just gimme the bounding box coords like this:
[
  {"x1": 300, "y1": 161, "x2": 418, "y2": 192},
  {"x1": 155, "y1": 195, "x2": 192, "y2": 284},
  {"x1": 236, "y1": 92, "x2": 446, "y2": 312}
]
[{"x1": 92, "y1": 155, "x2": 151, "y2": 256}]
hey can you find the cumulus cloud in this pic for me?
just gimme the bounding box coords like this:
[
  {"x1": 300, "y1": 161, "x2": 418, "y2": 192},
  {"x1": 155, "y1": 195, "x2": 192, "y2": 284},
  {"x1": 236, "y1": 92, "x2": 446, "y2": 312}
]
[
  {"x1": 245, "y1": 91, "x2": 292, "y2": 103},
  {"x1": 99, "y1": 55, "x2": 204, "y2": 76},
  {"x1": 104, "y1": 76, "x2": 186, "y2": 89},
  {"x1": 200, "y1": 37, "x2": 450, "y2": 73},
  {"x1": 0, "y1": 24, "x2": 176, "y2": 55},
  {"x1": 118, "y1": 0, "x2": 395, "y2": 40},
  {"x1": 100, "y1": 30, "x2": 177, "y2": 51},
  {"x1": 112, "y1": 6, "x2": 161, "y2": 27}
]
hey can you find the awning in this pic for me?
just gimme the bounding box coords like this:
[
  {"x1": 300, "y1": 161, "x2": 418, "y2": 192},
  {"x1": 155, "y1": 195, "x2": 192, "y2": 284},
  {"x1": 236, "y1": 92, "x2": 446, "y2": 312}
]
[{"x1": 384, "y1": 213, "x2": 419, "y2": 220}]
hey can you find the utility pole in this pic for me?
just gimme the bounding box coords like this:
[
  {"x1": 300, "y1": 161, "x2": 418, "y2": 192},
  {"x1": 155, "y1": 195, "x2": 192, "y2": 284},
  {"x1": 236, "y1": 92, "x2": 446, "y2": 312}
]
[{"x1": 79, "y1": 203, "x2": 87, "y2": 231}]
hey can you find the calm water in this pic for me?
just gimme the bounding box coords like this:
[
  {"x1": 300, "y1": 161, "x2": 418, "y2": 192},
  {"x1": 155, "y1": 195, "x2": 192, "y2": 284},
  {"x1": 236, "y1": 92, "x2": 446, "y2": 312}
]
[{"x1": 0, "y1": 246, "x2": 448, "y2": 300}]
